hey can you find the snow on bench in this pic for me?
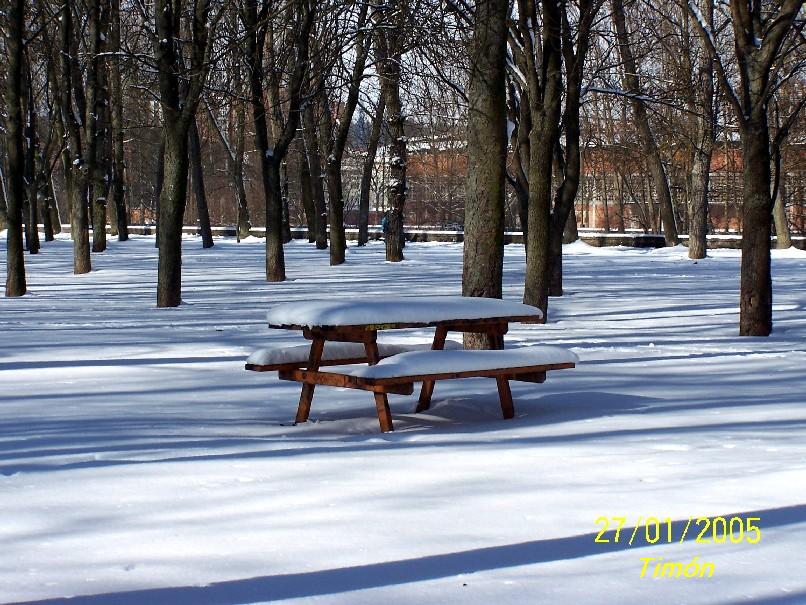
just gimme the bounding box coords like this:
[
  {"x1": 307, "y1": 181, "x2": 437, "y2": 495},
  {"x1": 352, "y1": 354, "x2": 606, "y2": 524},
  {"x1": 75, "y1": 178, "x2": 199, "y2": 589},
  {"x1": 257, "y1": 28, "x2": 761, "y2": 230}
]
[
  {"x1": 245, "y1": 340, "x2": 463, "y2": 371},
  {"x1": 318, "y1": 346, "x2": 578, "y2": 383},
  {"x1": 320, "y1": 346, "x2": 578, "y2": 380},
  {"x1": 266, "y1": 296, "x2": 543, "y2": 329}
]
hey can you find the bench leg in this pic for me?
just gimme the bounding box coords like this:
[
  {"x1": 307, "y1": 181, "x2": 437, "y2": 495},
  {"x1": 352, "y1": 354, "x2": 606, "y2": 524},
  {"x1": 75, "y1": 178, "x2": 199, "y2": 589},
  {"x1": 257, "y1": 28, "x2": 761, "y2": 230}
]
[
  {"x1": 295, "y1": 337, "x2": 324, "y2": 424},
  {"x1": 417, "y1": 326, "x2": 447, "y2": 412},
  {"x1": 374, "y1": 392, "x2": 394, "y2": 432},
  {"x1": 496, "y1": 376, "x2": 515, "y2": 419}
]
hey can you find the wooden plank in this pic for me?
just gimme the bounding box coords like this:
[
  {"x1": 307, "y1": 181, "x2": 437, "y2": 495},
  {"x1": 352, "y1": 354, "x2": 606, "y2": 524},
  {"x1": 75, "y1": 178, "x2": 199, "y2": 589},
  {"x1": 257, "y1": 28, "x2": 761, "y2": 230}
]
[{"x1": 363, "y1": 332, "x2": 381, "y2": 365}]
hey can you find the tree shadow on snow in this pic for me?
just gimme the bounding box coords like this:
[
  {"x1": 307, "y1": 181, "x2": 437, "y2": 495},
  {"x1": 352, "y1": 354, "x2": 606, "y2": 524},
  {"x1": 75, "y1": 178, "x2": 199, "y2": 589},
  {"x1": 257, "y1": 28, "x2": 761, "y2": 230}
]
[{"x1": 11, "y1": 502, "x2": 806, "y2": 605}]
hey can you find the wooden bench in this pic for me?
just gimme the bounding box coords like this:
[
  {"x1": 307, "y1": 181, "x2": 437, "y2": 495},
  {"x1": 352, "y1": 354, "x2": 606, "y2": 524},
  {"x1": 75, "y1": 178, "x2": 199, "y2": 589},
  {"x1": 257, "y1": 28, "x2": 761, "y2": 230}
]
[{"x1": 275, "y1": 346, "x2": 578, "y2": 432}]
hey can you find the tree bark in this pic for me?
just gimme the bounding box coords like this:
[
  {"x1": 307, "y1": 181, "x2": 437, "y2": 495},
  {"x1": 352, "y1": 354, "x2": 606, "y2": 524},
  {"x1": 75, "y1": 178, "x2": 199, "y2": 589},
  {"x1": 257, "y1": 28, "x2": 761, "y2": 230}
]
[
  {"x1": 358, "y1": 97, "x2": 385, "y2": 246},
  {"x1": 295, "y1": 134, "x2": 316, "y2": 243},
  {"x1": 109, "y1": 0, "x2": 129, "y2": 241},
  {"x1": 548, "y1": 0, "x2": 598, "y2": 296},
  {"x1": 154, "y1": 0, "x2": 214, "y2": 306},
  {"x1": 189, "y1": 119, "x2": 214, "y2": 248},
  {"x1": 739, "y1": 121, "x2": 772, "y2": 336},
  {"x1": 302, "y1": 102, "x2": 327, "y2": 249},
  {"x1": 772, "y1": 176, "x2": 791, "y2": 249},
  {"x1": 685, "y1": 0, "x2": 715, "y2": 260},
  {"x1": 23, "y1": 68, "x2": 40, "y2": 255},
  {"x1": 157, "y1": 126, "x2": 190, "y2": 307},
  {"x1": 59, "y1": 0, "x2": 91, "y2": 274},
  {"x1": 4, "y1": 0, "x2": 27, "y2": 296},
  {"x1": 462, "y1": 0, "x2": 508, "y2": 349},
  {"x1": 521, "y1": 0, "x2": 563, "y2": 319}
]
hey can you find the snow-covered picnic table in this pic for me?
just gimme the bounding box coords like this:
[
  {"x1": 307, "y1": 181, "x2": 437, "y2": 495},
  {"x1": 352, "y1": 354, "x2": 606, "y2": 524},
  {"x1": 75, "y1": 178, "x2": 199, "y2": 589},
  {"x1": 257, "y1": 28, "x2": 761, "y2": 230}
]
[{"x1": 247, "y1": 296, "x2": 576, "y2": 432}]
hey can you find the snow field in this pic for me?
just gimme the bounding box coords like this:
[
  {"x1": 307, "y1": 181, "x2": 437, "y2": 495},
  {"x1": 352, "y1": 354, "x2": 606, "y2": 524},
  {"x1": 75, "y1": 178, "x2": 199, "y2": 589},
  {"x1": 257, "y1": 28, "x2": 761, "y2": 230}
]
[{"x1": 1, "y1": 234, "x2": 805, "y2": 604}]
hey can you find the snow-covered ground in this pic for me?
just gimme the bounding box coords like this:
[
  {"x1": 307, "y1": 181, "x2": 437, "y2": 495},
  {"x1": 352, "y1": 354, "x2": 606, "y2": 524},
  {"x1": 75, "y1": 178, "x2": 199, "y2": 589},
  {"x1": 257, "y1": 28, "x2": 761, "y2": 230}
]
[{"x1": 1, "y1": 234, "x2": 805, "y2": 605}]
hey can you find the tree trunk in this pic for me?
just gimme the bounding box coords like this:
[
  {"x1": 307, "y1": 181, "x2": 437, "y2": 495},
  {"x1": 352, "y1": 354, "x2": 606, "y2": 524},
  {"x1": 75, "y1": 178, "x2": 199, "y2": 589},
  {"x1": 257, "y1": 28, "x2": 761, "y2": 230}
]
[
  {"x1": 59, "y1": 0, "x2": 91, "y2": 274},
  {"x1": 265, "y1": 157, "x2": 286, "y2": 281},
  {"x1": 302, "y1": 103, "x2": 327, "y2": 249},
  {"x1": 109, "y1": 0, "x2": 129, "y2": 242},
  {"x1": 281, "y1": 161, "x2": 292, "y2": 244},
  {"x1": 739, "y1": 121, "x2": 773, "y2": 336},
  {"x1": 611, "y1": 0, "x2": 678, "y2": 246},
  {"x1": 189, "y1": 119, "x2": 214, "y2": 248},
  {"x1": 358, "y1": 98, "x2": 385, "y2": 246},
  {"x1": 4, "y1": 0, "x2": 27, "y2": 296},
  {"x1": 462, "y1": 0, "x2": 508, "y2": 349},
  {"x1": 295, "y1": 134, "x2": 316, "y2": 242},
  {"x1": 773, "y1": 177, "x2": 791, "y2": 249},
  {"x1": 563, "y1": 209, "x2": 578, "y2": 243},
  {"x1": 154, "y1": 138, "x2": 165, "y2": 248},
  {"x1": 91, "y1": 35, "x2": 111, "y2": 254},
  {"x1": 383, "y1": 76, "x2": 406, "y2": 262},
  {"x1": 23, "y1": 73, "x2": 41, "y2": 255},
  {"x1": 688, "y1": 147, "x2": 712, "y2": 259},
  {"x1": 49, "y1": 175, "x2": 62, "y2": 234},
  {"x1": 157, "y1": 126, "x2": 190, "y2": 307}
]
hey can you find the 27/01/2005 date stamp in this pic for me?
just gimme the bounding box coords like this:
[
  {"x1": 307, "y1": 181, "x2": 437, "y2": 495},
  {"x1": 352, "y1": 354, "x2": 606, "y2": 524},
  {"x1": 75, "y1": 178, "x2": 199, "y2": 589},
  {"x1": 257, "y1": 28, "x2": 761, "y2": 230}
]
[{"x1": 594, "y1": 516, "x2": 762, "y2": 579}]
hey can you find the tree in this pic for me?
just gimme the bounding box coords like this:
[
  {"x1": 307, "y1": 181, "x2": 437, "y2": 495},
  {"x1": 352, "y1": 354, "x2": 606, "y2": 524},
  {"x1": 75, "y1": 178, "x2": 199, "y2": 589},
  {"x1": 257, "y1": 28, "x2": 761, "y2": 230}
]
[
  {"x1": 108, "y1": 0, "x2": 129, "y2": 242},
  {"x1": 682, "y1": 0, "x2": 716, "y2": 260},
  {"x1": 462, "y1": 0, "x2": 508, "y2": 348},
  {"x1": 611, "y1": 0, "x2": 679, "y2": 247},
  {"x1": 154, "y1": 0, "x2": 218, "y2": 306},
  {"x1": 514, "y1": 0, "x2": 564, "y2": 319},
  {"x1": 688, "y1": 0, "x2": 805, "y2": 336},
  {"x1": 3, "y1": 0, "x2": 27, "y2": 296},
  {"x1": 548, "y1": 0, "x2": 603, "y2": 295},
  {"x1": 317, "y1": 2, "x2": 371, "y2": 265},
  {"x1": 241, "y1": 0, "x2": 314, "y2": 282},
  {"x1": 357, "y1": 97, "x2": 386, "y2": 246},
  {"x1": 375, "y1": 1, "x2": 408, "y2": 262}
]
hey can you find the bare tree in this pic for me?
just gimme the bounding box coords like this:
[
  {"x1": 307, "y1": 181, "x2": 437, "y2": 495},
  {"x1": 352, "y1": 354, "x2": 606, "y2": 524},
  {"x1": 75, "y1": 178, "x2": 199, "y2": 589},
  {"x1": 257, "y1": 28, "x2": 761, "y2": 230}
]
[
  {"x1": 688, "y1": 0, "x2": 804, "y2": 335},
  {"x1": 375, "y1": 1, "x2": 408, "y2": 262},
  {"x1": 3, "y1": 0, "x2": 27, "y2": 296},
  {"x1": 154, "y1": 0, "x2": 218, "y2": 306},
  {"x1": 241, "y1": 0, "x2": 314, "y2": 282},
  {"x1": 611, "y1": 0, "x2": 679, "y2": 246}
]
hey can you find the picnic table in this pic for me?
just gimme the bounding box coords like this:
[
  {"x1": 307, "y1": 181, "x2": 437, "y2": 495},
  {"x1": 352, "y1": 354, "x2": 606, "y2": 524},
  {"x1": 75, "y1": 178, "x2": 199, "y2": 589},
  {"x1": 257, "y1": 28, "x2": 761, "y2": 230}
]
[{"x1": 246, "y1": 296, "x2": 577, "y2": 432}]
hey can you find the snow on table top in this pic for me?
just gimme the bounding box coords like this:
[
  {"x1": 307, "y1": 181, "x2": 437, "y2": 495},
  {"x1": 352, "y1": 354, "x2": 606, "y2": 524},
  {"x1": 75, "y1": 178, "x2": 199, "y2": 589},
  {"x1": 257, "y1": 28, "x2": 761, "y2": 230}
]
[
  {"x1": 320, "y1": 346, "x2": 578, "y2": 379},
  {"x1": 266, "y1": 296, "x2": 543, "y2": 328},
  {"x1": 246, "y1": 340, "x2": 462, "y2": 366}
]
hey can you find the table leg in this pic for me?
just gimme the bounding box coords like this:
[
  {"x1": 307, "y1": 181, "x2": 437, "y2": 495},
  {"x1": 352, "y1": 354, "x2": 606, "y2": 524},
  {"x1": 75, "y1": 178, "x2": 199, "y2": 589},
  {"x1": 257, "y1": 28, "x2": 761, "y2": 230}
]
[
  {"x1": 496, "y1": 376, "x2": 515, "y2": 419},
  {"x1": 416, "y1": 326, "x2": 447, "y2": 412},
  {"x1": 295, "y1": 337, "x2": 324, "y2": 424},
  {"x1": 363, "y1": 331, "x2": 380, "y2": 365},
  {"x1": 374, "y1": 392, "x2": 394, "y2": 432}
]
